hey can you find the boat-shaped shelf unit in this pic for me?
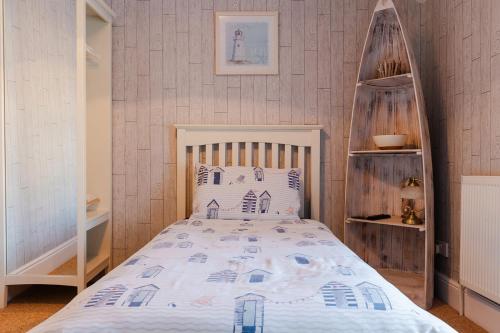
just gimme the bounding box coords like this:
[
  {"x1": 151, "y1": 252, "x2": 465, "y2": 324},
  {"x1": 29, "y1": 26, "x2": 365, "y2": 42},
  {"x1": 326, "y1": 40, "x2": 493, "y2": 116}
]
[{"x1": 344, "y1": 0, "x2": 434, "y2": 309}]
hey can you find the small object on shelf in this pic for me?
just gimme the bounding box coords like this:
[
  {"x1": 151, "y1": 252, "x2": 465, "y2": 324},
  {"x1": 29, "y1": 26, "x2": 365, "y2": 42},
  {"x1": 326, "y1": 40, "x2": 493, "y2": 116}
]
[
  {"x1": 400, "y1": 177, "x2": 424, "y2": 225},
  {"x1": 372, "y1": 134, "x2": 407, "y2": 150},
  {"x1": 377, "y1": 59, "x2": 403, "y2": 78},
  {"x1": 86, "y1": 194, "x2": 100, "y2": 211},
  {"x1": 365, "y1": 214, "x2": 391, "y2": 221}
]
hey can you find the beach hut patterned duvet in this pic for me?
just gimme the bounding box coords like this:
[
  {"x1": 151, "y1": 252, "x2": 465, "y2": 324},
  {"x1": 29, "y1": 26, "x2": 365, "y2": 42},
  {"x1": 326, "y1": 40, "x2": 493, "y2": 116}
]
[{"x1": 31, "y1": 218, "x2": 457, "y2": 333}]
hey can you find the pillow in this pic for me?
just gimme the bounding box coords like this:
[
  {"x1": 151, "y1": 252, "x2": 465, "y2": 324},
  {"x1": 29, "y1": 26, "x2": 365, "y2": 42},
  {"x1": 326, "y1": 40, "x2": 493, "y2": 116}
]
[{"x1": 191, "y1": 164, "x2": 301, "y2": 220}]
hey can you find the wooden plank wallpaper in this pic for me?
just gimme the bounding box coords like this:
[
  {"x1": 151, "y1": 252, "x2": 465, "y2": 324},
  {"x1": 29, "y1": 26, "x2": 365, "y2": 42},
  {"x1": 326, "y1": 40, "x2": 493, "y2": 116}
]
[
  {"x1": 3, "y1": 0, "x2": 77, "y2": 272},
  {"x1": 420, "y1": 0, "x2": 500, "y2": 281},
  {"x1": 109, "y1": 0, "x2": 428, "y2": 268}
]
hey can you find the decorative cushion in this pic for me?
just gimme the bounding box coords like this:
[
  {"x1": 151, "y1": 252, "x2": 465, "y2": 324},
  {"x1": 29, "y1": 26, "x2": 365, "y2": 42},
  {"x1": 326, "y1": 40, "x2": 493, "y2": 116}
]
[{"x1": 191, "y1": 164, "x2": 302, "y2": 220}]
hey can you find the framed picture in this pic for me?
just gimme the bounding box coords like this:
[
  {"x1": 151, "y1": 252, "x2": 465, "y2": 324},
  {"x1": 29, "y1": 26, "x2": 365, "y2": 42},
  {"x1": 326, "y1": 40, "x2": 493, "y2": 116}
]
[{"x1": 215, "y1": 11, "x2": 279, "y2": 75}]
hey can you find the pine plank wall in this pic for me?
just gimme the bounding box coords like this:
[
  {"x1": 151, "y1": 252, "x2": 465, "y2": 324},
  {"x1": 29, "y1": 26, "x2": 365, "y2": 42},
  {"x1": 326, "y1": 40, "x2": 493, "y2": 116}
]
[{"x1": 107, "y1": 0, "x2": 500, "y2": 284}]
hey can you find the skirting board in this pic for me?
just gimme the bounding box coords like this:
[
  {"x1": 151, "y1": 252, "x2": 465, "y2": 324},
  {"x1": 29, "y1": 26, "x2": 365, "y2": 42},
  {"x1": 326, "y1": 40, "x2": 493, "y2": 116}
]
[
  {"x1": 464, "y1": 289, "x2": 500, "y2": 333},
  {"x1": 435, "y1": 272, "x2": 462, "y2": 313},
  {"x1": 436, "y1": 272, "x2": 500, "y2": 333}
]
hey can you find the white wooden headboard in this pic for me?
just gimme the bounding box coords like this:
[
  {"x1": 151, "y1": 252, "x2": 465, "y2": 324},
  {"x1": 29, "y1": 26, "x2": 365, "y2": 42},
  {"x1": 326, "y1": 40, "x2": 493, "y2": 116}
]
[{"x1": 175, "y1": 124, "x2": 322, "y2": 220}]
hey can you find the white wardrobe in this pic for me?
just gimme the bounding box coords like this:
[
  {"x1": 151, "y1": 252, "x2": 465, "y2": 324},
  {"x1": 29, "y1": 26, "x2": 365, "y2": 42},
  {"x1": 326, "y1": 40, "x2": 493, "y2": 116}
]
[{"x1": 0, "y1": 0, "x2": 114, "y2": 307}]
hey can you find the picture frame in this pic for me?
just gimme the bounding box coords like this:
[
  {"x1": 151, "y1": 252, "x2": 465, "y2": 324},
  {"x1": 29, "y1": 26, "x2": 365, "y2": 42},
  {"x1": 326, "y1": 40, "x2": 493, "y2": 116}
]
[{"x1": 215, "y1": 11, "x2": 279, "y2": 75}]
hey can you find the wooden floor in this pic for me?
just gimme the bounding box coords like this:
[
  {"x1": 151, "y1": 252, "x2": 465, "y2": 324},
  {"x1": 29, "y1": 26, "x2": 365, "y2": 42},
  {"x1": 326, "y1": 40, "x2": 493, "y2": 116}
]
[{"x1": 0, "y1": 285, "x2": 487, "y2": 333}]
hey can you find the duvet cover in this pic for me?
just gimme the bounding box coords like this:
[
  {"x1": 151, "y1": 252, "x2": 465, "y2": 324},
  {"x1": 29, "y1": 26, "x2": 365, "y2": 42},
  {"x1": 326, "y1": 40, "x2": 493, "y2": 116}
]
[{"x1": 31, "y1": 218, "x2": 456, "y2": 333}]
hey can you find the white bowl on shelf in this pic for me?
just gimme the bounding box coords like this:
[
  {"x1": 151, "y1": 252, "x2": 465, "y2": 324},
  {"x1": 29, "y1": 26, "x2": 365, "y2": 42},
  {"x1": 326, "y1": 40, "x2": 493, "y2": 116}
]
[{"x1": 372, "y1": 134, "x2": 407, "y2": 150}]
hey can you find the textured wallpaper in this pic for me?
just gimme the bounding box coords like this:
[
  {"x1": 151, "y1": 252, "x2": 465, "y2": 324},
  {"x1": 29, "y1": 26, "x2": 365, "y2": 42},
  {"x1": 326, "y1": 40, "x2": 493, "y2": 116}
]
[{"x1": 4, "y1": 0, "x2": 77, "y2": 272}]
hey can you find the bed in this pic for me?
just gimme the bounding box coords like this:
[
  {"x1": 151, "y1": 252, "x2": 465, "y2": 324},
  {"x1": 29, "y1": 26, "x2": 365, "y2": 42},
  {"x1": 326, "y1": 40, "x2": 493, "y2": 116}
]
[{"x1": 31, "y1": 125, "x2": 456, "y2": 333}]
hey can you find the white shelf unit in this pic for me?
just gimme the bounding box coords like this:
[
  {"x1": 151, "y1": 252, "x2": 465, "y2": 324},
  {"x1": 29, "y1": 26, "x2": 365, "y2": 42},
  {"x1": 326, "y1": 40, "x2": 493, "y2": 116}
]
[
  {"x1": 0, "y1": 0, "x2": 114, "y2": 307},
  {"x1": 76, "y1": 0, "x2": 114, "y2": 290}
]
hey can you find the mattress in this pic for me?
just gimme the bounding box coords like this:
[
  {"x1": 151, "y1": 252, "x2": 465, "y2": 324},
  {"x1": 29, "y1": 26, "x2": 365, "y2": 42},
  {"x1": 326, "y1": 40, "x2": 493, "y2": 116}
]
[{"x1": 31, "y1": 218, "x2": 456, "y2": 333}]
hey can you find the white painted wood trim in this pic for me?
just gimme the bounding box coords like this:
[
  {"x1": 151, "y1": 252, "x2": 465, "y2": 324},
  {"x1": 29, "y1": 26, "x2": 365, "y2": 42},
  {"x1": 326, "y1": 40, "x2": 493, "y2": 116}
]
[
  {"x1": 284, "y1": 145, "x2": 292, "y2": 168},
  {"x1": 86, "y1": 0, "x2": 116, "y2": 22},
  {"x1": 258, "y1": 142, "x2": 266, "y2": 167},
  {"x1": 206, "y1": 144, "x2": 213, "y2": 165},
  {"x1": 298, "y1": 146, "x2": 305, "y2": 218},
  {"x1": 245, "y1": 142, "x2": 252, "y2": 167},
  {"x1": 271, "y1": 143, "x2": 279, "y2": 168},
  {"x1": 232, "y1": 142, "x2": 239, "y2": 166},
  {"x1": 464, "y1": 288, "x2": 500, "y2": 333},
  {"x1": 0, "y1": 0, "x2": 7, "y2": 308},
  {"x1": 7, "y1": 237, "x2": 77, "y2": 278},
  {"x1": 175, "y1": 125, "x2": 322, "y2": 220}
]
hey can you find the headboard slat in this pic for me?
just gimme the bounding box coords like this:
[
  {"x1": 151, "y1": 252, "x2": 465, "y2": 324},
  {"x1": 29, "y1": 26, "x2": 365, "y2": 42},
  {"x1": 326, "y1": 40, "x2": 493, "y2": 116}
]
[
  {"x1": 258, "y1": 142, "x2": 266, "y2": 167},
  {"x1": 284, "y1": 144, "x2": 292, "y2": 168},
  {"x1": 175, "y1": 125, "x2": 322, "y2": 220},
  {"x1": 206, "y1": 144, "x2": 213, "y2": 165},
  {"x1": 232, "y1": 142, "x2": 239, "y2": 166},
  {"x1": 219, "y1": 143, "x2": 226, "y2": 166},
  {"x1": 271, "y1": 143, "x2": 279, "y2": 168},
  {"x1": 245, "y1": 142, "x2": 252, "y2": 166}
]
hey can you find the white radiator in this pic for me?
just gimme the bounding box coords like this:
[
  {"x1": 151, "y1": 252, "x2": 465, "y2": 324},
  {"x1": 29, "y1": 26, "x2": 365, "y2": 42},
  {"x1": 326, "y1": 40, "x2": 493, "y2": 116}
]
[{"x1": 460, "y1": 176, "x2": 500, "y2": 304}]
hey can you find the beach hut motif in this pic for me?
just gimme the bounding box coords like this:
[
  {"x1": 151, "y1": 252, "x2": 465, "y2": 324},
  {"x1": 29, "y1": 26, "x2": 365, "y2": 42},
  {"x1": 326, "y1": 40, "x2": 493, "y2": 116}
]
[
  {"x1": 210, "y1": 167, "x2": 225, "y2": 185},
  {"x1": 152, "y1": 241, "x2": 173, "y2": 249},
  {"x1": 242, "y1": 191, "x2": 257, "y2": 213},
  {"x1": 258, "y1": 191, "x2": 271, "y2": 214},
  {"x1": 139, "y1": 265, "x2": 164, "y2": 278},
  {"x1": 85, "y1": 284, "x2": 127, "y2": 307},
  {"x1": 125, "y1": 255, "x2": 148, "y2": 266},
  {"x1": 318, "y1": 240, "x2": 337, "y2": 246},
  {"x1": 191, "y1": 220, "x2": 203, "y2": 226},
  {"x1": 357, "y1": 282, "x2": 392, "y2": 311},
  {"x1": 296, "y1": 240, "x2": 315, "y2": 247},
  {"x1": 188, "y1": 253, "x2": 208, "y2": 263},
  {"x1": 220, "y1": 235, "x2": 239, "y2": 241},
  {"x1": 302, "y1": 232, "x2": 316, "y2": 238},
  {"x1": 207, "y1": 200, "x2": 219, "y2": 219},
  {"x1": 123, "y1": 284, "x2": 159, "y2": 307},
  {"x1": 244, "y1": 246, "x2": 261, "y2": 254},
  {"x1": 335, "y1": 265, "x2": 354, "y2": 276},
  {"x1": 287, "y1": 253, "x2": 311, "y2": 265},
  {"x1": 253, "y1": 167, "x2": 264, "y2": 181},
  {"x1": 247, "y1": 236, "x2": 259, "y2": 242},
  {"x1": 177, "y1": 241, "x2": 193, "y2": 248},
  {"x1": 207, "y1": 270, "x2": 237, "y2": 283},
  {"x1": 320, "y1": 282, "x2": 358, "y2": 309},
  {"x1": 233, "y1": 293, "x2": 265, "y2": 333},
  {"x1": 288, "y1": 170, "x2": 300, "y2": 190},
  {"x1": 176, "y1": 233, "x2": 189, "y2": 239},
  {"x1": 202, "y1": 228, "x2": 215, "y2": 233},
  {"x1": 197, "y1": 165, "x2": 209, "y2": 185},
  {"x1": 242, "y1": 269, "x2": 272, "y2": 283},
  {"x1": 273, "y1": 226, "x2": 287, "y2": 233},
  {"x1": 295, "y1": 219, "x2": 308, "y2": 224}
]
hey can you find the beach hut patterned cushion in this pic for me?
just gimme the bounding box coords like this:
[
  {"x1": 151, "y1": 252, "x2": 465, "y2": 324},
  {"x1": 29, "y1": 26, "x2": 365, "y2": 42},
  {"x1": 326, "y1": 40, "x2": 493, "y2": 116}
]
[{"x1": 192, "y1": 164, "x2": 302, "y2": 220}]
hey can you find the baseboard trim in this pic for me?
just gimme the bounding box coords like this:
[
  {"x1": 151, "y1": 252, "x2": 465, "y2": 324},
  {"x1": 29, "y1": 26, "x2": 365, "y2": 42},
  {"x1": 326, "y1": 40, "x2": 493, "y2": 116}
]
[
  {"x1": 435, "y1": 272, "x2": 462, "y2": 312},
  {"x1": 435, "y1": 272, "x2": 500, "y2": 333},
  {"x1": 463, "y1": 288, "x2": 500, "y2": 333}
]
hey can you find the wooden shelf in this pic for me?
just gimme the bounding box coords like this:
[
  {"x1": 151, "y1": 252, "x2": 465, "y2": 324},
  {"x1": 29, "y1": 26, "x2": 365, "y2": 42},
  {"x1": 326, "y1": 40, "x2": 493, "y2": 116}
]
[
  {"x1": 86, "y1": 209, "x2": 110, "y2": 231},
  {"x1": 377, "y1": 268, "x2": 425, "y2": 308},
  {"x1": 346, "y1": 216, "x2": 426, "y2": 231},
  {"x1": 350, "y1": 149, "x2": 422, "y2": 156},
  {"x1": 357, "y1": 73, "x2": 413, "y2": 88}
]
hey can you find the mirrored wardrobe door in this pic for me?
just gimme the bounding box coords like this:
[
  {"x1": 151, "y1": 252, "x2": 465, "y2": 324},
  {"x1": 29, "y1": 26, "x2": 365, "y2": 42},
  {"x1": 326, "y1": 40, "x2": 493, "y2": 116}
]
[{"x1": 3, "y1": 0, "x2": 78, "y2": 273}]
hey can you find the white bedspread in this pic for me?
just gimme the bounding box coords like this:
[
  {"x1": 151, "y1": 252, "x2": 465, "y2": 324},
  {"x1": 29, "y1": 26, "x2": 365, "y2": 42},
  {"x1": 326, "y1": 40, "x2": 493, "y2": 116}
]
[{"x1": 31, "y1": 218, "x2": 456, "y2": 333}]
